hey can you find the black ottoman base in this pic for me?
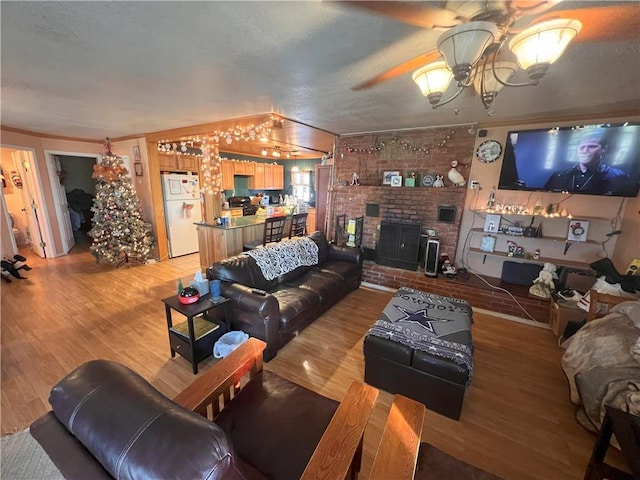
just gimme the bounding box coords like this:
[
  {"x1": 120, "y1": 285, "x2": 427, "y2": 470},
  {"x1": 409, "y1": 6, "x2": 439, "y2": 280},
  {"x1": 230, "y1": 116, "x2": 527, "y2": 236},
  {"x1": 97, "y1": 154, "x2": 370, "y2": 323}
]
[{"x1": 364, "y1": 336, "x2": 467, "y2": 420}]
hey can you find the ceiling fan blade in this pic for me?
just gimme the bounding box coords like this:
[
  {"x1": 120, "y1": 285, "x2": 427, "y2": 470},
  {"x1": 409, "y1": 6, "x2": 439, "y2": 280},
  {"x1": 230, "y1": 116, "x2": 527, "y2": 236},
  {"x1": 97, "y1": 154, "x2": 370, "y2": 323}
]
[
  {"x1": 507, "y1": 0, "x2": 564, "y2": 17},
  {"x1": 341, "y1": 1, "x2": 463, "y2": 29},
  {"x1": 536, "y1": 4, "x2": 640, "y2": 42},
  {"x1": 352, "y1": 49, "x2": 442, "y2": 91}
]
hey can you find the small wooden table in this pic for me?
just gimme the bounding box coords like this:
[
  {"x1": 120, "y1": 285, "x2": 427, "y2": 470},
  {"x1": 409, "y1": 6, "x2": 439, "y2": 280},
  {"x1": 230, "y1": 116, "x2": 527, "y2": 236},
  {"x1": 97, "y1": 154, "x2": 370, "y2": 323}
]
[{"x1": 162, "y1": 294, "x2": 229, "y2": 374}]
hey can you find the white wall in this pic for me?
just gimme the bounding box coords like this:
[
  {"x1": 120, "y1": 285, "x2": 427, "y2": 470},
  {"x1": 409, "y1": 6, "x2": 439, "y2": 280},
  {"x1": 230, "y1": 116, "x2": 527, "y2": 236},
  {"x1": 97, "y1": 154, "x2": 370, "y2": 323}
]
[{"x1": 455, "y1": 115, "x2": 640, "y2": 279}]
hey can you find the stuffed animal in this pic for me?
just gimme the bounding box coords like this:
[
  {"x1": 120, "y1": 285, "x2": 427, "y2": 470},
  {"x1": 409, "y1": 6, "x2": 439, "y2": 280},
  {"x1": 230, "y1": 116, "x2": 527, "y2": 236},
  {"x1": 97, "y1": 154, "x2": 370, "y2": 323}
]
[
  {"x1": 529, "y1": 262, "x2": 558, "y2": 298},
  {"x1": 432, "y1": 174, "x2": 445, "y2": 188},
  {"x1": 447, "y1": 160, "x2": 466, "y2": 187}
]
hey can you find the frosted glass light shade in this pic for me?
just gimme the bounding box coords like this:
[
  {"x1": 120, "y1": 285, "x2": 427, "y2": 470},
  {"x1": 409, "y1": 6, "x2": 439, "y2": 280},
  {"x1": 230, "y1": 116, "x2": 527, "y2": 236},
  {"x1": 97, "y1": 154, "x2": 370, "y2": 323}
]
[
  {"x1": 472, "y1": 61, "x2": 518, "y2": 95},
  {"x1": 509, "y1": 19, "x2": 581, "y2": 71},
  {"x1": 412, "y1": 62, "x2": 453, "y2": 97},
  {"x1": 437, "y1": 21, "x2": 499, "y2": 81}
]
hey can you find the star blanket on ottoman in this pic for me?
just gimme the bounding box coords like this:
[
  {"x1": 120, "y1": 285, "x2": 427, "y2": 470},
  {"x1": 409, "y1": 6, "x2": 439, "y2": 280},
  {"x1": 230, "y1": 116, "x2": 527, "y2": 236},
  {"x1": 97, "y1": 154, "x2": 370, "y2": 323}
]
[{"x1": 366, "y1": 287, "x2": 473, "y2": 385}]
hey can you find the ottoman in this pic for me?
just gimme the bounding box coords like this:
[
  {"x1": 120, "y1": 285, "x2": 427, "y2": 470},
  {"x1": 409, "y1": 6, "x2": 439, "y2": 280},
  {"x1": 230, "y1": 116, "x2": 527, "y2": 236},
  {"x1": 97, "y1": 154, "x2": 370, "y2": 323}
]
[{"x1": 363, "y1": 287, "x2": 473, "y2": 420}]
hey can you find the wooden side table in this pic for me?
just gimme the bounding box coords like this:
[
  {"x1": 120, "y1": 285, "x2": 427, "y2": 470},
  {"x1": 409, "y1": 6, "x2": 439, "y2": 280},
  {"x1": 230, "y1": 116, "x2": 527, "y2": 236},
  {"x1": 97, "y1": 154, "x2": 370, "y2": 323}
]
[
  {"x1": 584, "y1": 405, "x2": 640, "y2": 480},
  {"x1": 162, "y1": 294, "x2": 229, "y2": 374}
]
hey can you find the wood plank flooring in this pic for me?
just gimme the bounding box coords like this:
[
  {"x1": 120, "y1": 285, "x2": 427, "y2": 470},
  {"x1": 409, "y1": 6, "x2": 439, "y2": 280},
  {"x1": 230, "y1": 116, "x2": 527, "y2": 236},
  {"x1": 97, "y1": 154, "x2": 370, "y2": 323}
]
[{"x1": 0, "y1": 246, "x2": 612, "y2": 479}]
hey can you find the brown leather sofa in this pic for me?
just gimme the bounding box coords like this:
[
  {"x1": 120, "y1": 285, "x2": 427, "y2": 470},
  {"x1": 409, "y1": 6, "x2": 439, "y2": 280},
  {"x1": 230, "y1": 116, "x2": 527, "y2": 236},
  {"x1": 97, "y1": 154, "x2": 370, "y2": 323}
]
[
  {"x1": 207, "y1": 231, "x2": 362, "y2": 361},
  {"x1": 29, "y1": 338, "x2": 379, "y2": 480}
]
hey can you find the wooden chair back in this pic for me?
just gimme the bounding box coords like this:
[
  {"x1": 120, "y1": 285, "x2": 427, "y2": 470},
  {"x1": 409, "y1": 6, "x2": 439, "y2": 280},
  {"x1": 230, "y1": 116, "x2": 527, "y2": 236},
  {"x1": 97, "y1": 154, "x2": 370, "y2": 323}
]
[
  {"x1": 289, "y1": 213, "x2": 308, "y2": 238},
  {"x1": 263, "y1": 216, "x2": 287, "y2": 245},
  {"x1": 587, "y1": 289, "x2": 633, "y2": 321}
]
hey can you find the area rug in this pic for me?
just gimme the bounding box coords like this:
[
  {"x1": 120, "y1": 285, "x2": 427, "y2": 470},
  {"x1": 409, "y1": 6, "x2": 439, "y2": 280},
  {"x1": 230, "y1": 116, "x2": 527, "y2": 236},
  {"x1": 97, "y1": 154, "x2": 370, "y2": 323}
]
[
  {"x1": 1, "y1": 428, "x2": 64, "y2": 479},
  {"x1": 415, "y1": 443, "x2": 504, "y2": 480}
]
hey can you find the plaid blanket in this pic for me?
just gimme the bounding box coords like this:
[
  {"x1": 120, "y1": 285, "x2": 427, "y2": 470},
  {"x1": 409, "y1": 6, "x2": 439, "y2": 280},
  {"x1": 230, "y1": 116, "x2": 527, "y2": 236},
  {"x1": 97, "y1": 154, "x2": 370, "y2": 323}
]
[
  {"x1": 245, "y1": 236, "x2": 318, "y2": 281},
  {"x1": 366, "y1": 287, "x2": 474, "y2": 385}
]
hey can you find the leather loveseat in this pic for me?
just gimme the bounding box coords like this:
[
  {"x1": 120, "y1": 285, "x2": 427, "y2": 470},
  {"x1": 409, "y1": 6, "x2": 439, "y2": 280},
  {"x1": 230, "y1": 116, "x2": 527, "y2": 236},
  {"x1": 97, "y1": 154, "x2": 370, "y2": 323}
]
[{"x1": 207, "y1": 231, "x2": 362, "y2": 361}]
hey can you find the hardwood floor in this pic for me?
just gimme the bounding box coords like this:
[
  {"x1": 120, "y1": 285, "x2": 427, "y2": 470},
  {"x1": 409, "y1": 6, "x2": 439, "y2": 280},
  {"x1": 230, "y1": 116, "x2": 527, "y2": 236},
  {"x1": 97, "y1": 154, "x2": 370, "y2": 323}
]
[{"x1": 1, "y1": 246, "x2": 609, "y2": 479}]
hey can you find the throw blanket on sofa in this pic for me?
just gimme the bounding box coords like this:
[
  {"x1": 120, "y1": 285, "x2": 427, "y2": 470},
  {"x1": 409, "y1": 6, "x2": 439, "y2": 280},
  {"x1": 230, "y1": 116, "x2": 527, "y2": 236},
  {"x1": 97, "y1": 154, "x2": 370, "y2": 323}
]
[
  {"x1": 246, "y1": 236, "x2": 319, "y2": 281},
  {"x1": 367, "y1": 287, "x2": 474, "y2": 385}
]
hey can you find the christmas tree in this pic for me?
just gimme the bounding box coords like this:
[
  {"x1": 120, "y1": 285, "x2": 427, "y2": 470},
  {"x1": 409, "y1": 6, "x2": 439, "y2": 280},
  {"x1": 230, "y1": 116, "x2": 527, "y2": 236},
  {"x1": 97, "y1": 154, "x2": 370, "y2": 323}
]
[{"x1": 88, "y1": 138, "x2": 155, "y2": 265}]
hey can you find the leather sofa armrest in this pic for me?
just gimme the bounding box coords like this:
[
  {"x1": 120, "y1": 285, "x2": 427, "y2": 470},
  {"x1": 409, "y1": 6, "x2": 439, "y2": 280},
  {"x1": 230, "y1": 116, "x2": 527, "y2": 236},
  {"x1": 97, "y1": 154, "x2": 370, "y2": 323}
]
[
  {"x1": 369, "y1": 395, "x2": 426, "y2": 480},
  {"x1": 174, "y1": 338, "x2": 267, "y2": 417},
  {"x1": 301, "y1": 381, "x2": 378, "y2": 480},
  {"x1": 327, "y1": 244, "x2": 362, "y2": 264},
  {"x1": 221, "y1": 283, "x2": 281, "y2": 361}
]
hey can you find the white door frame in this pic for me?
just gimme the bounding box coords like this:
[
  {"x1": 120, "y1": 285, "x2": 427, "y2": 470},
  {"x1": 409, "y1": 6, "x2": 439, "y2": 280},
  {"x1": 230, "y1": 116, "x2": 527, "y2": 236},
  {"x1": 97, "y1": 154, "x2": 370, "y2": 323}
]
[
  {"x1": 44, "y1": 150, "x2": 101, "y2": 254},
  {"x1": 6, "y1": 147, "x2": 55, "y2": 258}
]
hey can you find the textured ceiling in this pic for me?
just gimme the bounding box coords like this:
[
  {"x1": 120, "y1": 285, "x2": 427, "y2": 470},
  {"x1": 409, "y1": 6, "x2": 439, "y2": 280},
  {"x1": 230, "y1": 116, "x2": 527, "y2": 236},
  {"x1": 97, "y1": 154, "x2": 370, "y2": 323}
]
[{"x1": 2, "y1": 1, "x2": 639, "y2": 154}]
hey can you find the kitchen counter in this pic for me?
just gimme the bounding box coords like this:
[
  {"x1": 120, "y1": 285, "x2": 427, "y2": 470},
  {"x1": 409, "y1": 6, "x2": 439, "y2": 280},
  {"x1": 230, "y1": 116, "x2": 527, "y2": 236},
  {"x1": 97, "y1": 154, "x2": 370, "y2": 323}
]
[{"x1": 196, "y1": 214, "x2": 292, "y2": 270}]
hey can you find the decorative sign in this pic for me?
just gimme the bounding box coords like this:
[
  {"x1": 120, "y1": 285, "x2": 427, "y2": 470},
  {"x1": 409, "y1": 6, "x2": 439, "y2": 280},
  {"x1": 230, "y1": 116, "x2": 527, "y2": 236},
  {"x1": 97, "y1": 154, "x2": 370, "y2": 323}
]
[
  {"x1": 567, "y1": 220, "x2": 589, "y2": 242},
  {"x1": 484, "y1": 214, "x2": 501, "y2": 233},
  {"x1": 421, "y1": 173, "x2": 436, "y2": 187},
  {"x1": 480, "y1": 235, "x2": 496, "y2": 252}
]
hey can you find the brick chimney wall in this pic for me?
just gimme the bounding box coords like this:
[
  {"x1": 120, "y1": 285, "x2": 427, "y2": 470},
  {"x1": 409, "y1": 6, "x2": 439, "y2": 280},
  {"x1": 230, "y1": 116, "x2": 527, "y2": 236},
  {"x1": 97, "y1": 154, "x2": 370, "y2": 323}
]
[{"x1": 332, "y1": 126, "x2": 476, "y2": 260}]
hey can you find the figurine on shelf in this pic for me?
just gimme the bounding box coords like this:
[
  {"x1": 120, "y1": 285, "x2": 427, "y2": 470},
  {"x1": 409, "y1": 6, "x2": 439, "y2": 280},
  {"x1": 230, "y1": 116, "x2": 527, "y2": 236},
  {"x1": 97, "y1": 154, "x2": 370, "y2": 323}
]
[
  {"x1": 447, "y1": 160, "x2": 466, "y2": 187},
  {"x1": 350, "y1": 172, "x2": 360, "y2": 186},
  {"x1": 487, "y1": 186, "x2": 496, "y2": 208},
  {"x1": 433, "y1": 174, "x2": 445, "y2": 187},
  {"x1": 529, "y1": 262, "x2": 558, "y2": 299}
]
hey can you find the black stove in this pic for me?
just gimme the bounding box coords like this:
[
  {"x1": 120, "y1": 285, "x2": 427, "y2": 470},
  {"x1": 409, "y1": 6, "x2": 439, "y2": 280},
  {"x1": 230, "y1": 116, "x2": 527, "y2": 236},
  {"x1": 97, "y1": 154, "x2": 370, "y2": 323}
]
[{"x1": 228, "y1": 196, "x2": 251, "y2": 207}]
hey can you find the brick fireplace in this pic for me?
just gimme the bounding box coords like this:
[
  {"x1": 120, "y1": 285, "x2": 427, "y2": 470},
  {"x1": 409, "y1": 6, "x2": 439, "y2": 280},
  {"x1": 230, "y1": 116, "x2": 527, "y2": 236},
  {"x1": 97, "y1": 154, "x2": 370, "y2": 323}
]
[{"x1": 332, "y1": 126, "x2": 475, "y2": 262}]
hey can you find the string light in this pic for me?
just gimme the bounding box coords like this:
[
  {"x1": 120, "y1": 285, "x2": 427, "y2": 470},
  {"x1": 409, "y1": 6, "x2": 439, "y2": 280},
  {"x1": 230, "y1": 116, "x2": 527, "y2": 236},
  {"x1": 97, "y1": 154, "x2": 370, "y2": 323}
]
[
  {"x1": 344, "y1": 130, "x2": 456, "y2": 155},
  {"x1": 200, "y1": 143, "x2": 222, "y2": 195},
  {"x1": 157, "y1": 118, "x2": 277, "y2": 153}
]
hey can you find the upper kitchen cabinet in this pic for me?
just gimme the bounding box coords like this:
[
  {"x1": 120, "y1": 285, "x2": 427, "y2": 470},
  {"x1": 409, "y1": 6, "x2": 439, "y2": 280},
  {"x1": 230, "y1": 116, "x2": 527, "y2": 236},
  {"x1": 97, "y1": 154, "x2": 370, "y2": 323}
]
[
  {"x1": 271, "y1": 164, "x2": 284, "y2": 190},
  {"x1": 158, "y1": 152, "x2": 199, "y2": 172},
  {"x1": 249, "y1": 163, "x2": 265, "y2": 189},
  {"x1": 234, "y1": 162, "x2": 255, "y2": 176},
  {"x1": 221, "y1": 159, "x2": 234, "y2": 190},
  {"x1": 178, "y1": 155, "x2": 199, "y2": 172},
  {"x1": 249, "y1": 163, "x2": 283, "y2": 190},
  {"x1": 158, "y1": 152, "x2": 178, "y2": 170}
]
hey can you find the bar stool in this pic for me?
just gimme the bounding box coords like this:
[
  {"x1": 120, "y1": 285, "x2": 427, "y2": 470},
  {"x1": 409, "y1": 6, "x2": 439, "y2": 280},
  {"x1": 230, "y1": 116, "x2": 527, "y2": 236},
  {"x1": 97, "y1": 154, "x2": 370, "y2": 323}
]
[
  {"x1": 289, "y1": 213, "x2": 308, "y2": 238},
  {"x1": 243, "y1": 216, "x2": 287, "y2": 251}
]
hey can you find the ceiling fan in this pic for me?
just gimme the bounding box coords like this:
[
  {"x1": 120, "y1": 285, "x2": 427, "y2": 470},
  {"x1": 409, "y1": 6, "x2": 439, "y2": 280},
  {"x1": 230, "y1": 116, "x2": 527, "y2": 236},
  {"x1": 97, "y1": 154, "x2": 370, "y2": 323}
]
[{"x1": 347, "y1": 1, "x2": 639, "y2": 113}]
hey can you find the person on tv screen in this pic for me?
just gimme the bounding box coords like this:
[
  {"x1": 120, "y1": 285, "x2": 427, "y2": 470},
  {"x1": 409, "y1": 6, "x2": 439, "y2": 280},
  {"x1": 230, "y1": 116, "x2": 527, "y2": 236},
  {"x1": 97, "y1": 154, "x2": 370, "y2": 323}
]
[{"x1": 543, "y1": 130, "x2": 636, "y2": 195}]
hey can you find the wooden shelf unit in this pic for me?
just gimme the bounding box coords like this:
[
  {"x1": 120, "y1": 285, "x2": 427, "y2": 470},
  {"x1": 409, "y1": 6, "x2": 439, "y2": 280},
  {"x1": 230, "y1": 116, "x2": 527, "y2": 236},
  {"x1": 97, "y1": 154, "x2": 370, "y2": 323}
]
[
  {"x1": 469, "y1": 247, "x2": 591, "y2": 269},
  {"x1": 470, "y1": 228, "x2": 599, "y2": 245}
]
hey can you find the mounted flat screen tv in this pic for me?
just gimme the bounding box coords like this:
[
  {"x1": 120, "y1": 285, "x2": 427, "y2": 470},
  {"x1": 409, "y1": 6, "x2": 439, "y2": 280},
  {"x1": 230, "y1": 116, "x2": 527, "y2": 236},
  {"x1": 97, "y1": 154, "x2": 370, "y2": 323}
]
[{"x1": 498, "y1": 123, "x2": 640, "y2": 197}]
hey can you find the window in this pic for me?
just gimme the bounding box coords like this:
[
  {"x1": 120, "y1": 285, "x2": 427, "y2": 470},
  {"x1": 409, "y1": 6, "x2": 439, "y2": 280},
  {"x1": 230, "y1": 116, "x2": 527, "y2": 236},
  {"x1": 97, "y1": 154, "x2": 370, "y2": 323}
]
[{"x1": 291, "y1": 170, "x2": 311, "y2": 202}]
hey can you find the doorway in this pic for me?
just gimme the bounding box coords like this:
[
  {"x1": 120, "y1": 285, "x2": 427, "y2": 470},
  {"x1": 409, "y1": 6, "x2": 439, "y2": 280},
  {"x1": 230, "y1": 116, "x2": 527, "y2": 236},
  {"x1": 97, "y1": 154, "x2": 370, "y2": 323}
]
[
  {"x1": 0, "y1": 147, "x2": 52, "y2": 258},
  {"x1": 45, "y1": 152, "x2": 99, "y2": 253}
]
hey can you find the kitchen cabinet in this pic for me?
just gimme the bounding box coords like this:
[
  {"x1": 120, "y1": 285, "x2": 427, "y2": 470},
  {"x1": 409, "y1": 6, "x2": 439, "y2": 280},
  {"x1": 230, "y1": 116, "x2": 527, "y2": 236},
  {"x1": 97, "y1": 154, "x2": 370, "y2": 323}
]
[
  {"x1": 178, "y1": 155, "x2": 199, "y2": 172},
  {"x1": 158, "y1": 153, "x2": 178, "y2": 170},
  {"x1": 264, "y1": 164, "x2": 274, "y2": 189},
  {"x1": 249, "y1": 163, "x2": 265, "y2": 189},
  {"x1": 234, "y1": 162, "x2": 255, "y2": 176},
  {"x1": 271, "y1": 164, "x2": 284, "y2": 189},
  {"x1": 221, "y1": 160, "x2": 234, "y2": 190},
  {"x1": 307, "y1": 208, "x2": 316, "y2": 233}
]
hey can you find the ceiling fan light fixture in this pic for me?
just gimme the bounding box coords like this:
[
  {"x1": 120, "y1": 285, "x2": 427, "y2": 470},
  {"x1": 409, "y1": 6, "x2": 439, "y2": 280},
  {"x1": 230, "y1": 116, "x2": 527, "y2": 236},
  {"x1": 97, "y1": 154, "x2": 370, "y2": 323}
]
[
  {"x1": 412, "y1": 61, "x2": 454, "y2": 105},
  {"x1": 509, "y1": 18, "x2": 581, "y2": 80},
  {"x1": 472, "y1": 60, "x2": 518, "y2": 97},
  {"x1": 437, "y1": 21, "x2": 499, "y2": 82}
]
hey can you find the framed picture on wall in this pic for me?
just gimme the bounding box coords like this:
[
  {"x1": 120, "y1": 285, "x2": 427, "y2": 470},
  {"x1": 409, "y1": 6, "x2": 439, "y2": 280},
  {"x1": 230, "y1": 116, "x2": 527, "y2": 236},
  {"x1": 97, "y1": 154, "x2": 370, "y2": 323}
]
[
  {"x1": 567, "y1": 220, "x2": 589, "y2": 242},
  {"x1": 134, "y1": 163, "x2": 143, "y2": 177},
  {"x1": 383, "y1": 171, "x2": 400, "y2": 185},
  {"x1": 390, "y1": 175, "x2": 402, "y2": 187},
  {"x1": 133, "y1": 145, "x2": 141, "y2": 162}
]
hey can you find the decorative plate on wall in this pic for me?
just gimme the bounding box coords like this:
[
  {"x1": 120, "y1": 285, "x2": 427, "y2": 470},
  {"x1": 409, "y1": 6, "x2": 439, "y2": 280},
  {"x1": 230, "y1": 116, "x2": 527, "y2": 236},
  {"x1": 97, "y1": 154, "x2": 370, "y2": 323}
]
[{"x1": 476, "y1": 140, "x2": 502, "y2": 163}]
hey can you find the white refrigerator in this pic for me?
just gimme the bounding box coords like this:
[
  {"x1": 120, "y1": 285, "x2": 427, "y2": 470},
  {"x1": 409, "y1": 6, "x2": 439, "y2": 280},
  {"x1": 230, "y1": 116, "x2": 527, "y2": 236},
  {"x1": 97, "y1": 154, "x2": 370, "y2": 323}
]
[{"x1": 161, "y1": 173, "x2": 203, "y2": 258}]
